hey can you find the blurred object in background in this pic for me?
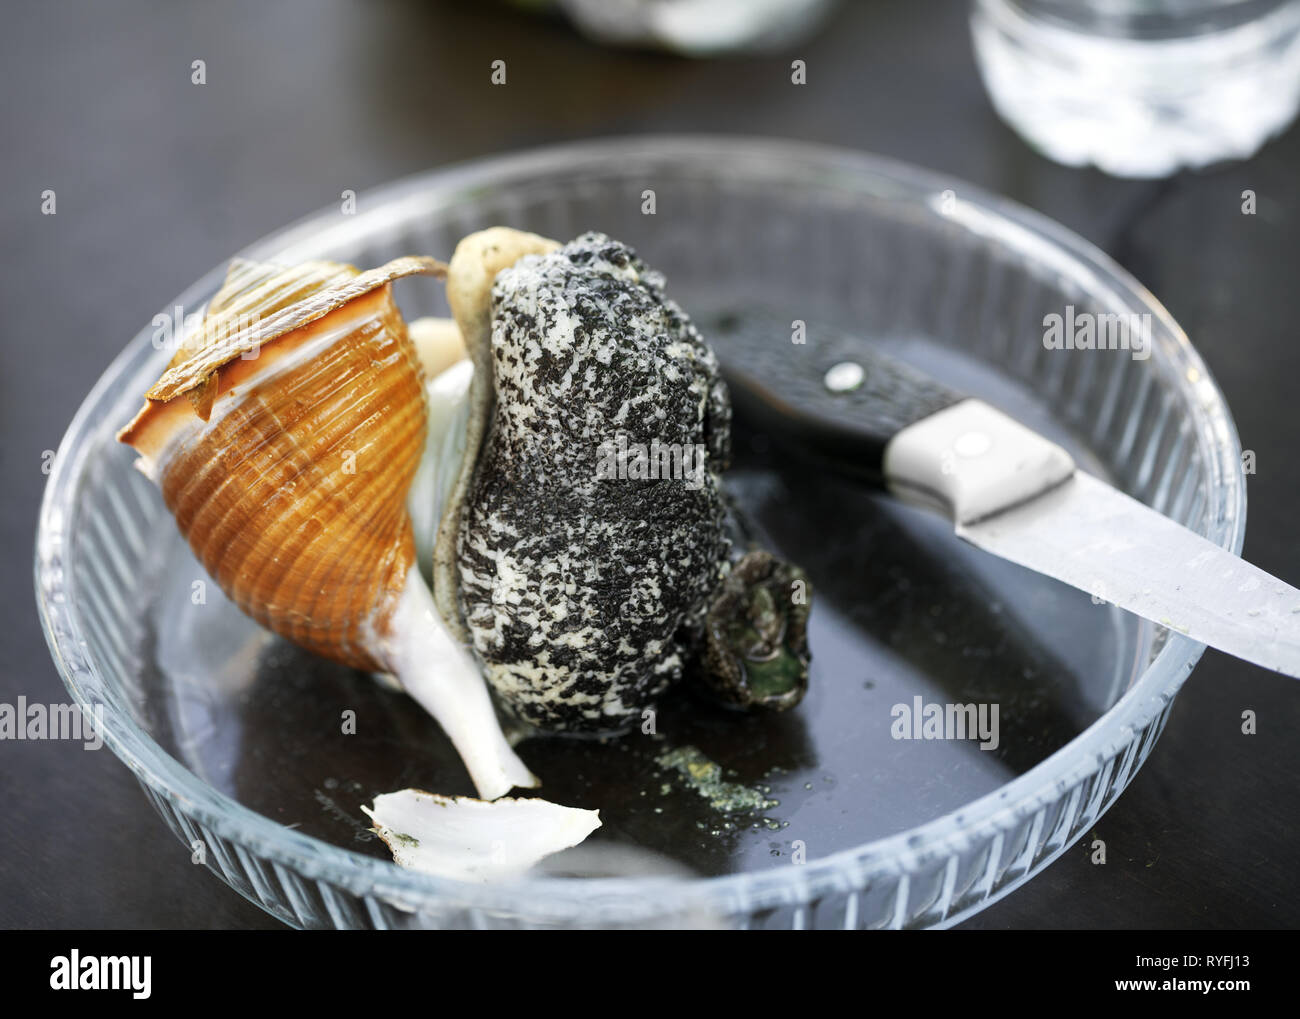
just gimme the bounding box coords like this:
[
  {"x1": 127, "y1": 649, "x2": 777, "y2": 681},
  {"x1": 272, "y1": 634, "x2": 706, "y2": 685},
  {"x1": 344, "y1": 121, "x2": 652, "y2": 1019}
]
[
  {"x1": 971, "y1": 0, "x2": 1300, "y2": 177},
  {"x1": 508, "y1": 0, "x2": 839, "y2": 55}
]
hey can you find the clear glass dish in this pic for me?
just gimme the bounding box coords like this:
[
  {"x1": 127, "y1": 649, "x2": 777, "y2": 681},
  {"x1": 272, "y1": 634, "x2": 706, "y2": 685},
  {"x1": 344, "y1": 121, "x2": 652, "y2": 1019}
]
[{"x1": 34, "y1": 136, "x2": 1244, "y2": 929}]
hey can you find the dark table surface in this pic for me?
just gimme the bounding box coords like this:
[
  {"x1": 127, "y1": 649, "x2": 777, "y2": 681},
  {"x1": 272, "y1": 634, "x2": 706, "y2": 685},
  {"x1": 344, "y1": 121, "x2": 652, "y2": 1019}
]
[{"x1": 2, "y1": 0, "x2": 1297, "y2": 930}]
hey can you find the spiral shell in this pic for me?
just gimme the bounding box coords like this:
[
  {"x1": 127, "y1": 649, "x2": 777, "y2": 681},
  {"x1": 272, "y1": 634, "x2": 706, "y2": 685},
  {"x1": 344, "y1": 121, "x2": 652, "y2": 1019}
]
[
  {"x1": 120, "y1": 257, "x2": 442, "y2": 671},
  {"x1": 119, "y1": 254, "x2": 539, "y2": 800}
]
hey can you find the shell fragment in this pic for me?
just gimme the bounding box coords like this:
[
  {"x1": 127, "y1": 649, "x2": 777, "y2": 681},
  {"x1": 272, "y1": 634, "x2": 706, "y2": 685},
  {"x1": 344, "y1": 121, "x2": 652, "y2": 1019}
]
[{"x1": 363, "y1": 788, "x2": 601, "y2": 883}]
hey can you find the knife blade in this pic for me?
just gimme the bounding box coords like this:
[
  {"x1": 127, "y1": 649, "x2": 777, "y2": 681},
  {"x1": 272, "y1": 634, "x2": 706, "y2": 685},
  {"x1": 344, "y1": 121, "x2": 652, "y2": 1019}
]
[
  {"x1": 709, "y1": 316, "x2": 1300, "y2": 679},
  {"x1": 959, "y1": 470, "x2": 1300, "y2": 677}
]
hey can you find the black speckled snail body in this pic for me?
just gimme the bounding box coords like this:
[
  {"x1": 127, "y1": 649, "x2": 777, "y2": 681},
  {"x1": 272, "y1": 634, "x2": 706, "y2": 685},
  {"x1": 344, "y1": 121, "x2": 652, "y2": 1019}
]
[{"x1": 432, "y1": 230, "x2": 813, "y2": 733}]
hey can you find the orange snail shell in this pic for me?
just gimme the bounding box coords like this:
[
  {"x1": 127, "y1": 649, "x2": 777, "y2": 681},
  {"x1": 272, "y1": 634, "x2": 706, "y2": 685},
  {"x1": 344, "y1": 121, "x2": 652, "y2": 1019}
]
[
  {"x1": 118, "y1": 255, "x2": 538, "y2": 799},
  {"x1": 120, "y1": 258, "x2": 436, "y2": 670}
]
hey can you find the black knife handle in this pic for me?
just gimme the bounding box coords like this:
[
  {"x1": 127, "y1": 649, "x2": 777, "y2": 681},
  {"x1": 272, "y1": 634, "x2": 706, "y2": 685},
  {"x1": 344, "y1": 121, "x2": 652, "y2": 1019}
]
[
  {"x1": 712, "y1": 321, "x2": 1074, "y2": 524},
  {"x1": 722, "y1": 341, "x2": 966, "y2": 484}
]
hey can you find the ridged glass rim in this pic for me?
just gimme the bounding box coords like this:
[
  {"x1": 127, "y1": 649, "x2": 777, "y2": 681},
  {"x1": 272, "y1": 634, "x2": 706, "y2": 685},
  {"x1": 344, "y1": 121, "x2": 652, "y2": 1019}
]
[{"x1": 35, "y1": 135, "x2": 1246, "y2": 926}]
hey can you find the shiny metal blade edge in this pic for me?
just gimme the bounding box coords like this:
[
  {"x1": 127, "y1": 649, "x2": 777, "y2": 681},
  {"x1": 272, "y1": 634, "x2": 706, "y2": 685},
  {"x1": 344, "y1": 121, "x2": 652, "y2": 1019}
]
[{"x1": 957, "y1": 471, "x2": 1300, "y2": 678}]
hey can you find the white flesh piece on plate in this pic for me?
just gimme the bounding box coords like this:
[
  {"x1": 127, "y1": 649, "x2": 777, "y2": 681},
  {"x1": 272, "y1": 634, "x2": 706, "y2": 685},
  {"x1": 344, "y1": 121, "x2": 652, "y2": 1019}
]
[{"x1": 363, "y1": 788, "x2": 602, "y2": 882}]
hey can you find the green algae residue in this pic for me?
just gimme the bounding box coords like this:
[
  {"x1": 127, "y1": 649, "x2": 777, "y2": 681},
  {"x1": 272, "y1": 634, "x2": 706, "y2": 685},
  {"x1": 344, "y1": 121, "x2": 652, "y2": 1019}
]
[{"x1": 655, "y1": 745, "x2": 779, "y2": 814}]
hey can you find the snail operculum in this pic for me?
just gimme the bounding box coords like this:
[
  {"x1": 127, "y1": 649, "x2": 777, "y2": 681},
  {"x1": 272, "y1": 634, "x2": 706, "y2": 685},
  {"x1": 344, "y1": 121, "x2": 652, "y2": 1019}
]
[{"x1": 700, "y1": 549, "x2": 812, "y2": 711}]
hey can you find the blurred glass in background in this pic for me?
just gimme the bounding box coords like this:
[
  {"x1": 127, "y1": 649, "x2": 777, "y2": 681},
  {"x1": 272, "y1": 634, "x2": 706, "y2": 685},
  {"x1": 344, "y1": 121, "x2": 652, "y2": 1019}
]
[
  {"x1": 507, "y1": 0, "x2": 839, "y2": 55},
  {"x1": 971, "y1": 0, "x2": 1300, "y2": 177}
]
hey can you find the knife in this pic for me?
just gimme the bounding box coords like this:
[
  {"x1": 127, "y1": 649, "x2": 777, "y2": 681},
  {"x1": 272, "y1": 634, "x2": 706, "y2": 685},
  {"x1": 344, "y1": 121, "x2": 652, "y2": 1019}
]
[{"x1": 709, "y1": 318, "x2": 1300, "y2": 679}]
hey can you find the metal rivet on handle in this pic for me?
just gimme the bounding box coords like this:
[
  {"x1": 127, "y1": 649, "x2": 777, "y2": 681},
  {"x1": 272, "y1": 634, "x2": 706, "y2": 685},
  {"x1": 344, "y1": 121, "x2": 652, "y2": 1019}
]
[{"x1": 823, "y1": 361, "x2": 864, "y2": 393}]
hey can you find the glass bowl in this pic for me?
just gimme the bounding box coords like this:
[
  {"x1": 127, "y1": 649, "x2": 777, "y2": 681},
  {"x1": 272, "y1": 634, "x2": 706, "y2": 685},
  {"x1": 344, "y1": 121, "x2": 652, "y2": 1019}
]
[{"x1": 34, "y1": 136, "x2": 1244, "y2": 929}]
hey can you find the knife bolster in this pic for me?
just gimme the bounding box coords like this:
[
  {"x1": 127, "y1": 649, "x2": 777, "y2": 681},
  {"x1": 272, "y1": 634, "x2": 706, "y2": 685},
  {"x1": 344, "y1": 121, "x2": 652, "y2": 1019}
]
[{"x1": 882, "y1": 398, "x2": 1075, "y2": 525}]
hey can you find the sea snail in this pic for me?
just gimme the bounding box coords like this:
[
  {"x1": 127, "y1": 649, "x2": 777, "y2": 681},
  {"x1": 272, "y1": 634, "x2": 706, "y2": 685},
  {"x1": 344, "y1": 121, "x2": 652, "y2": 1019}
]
[{"x1": 119, "y1": 230, "x2": 812, "y2": 795}]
